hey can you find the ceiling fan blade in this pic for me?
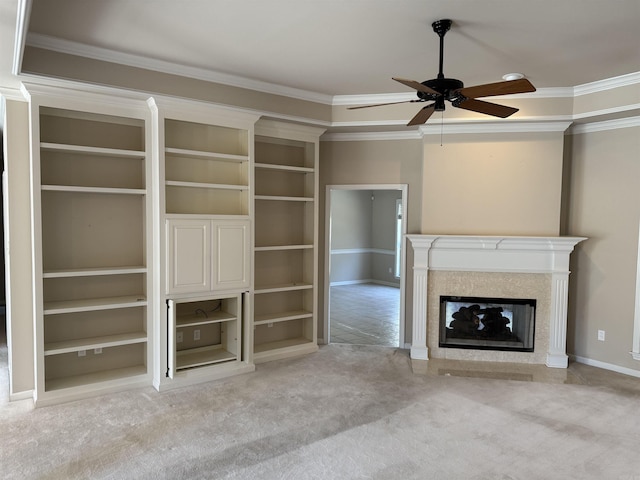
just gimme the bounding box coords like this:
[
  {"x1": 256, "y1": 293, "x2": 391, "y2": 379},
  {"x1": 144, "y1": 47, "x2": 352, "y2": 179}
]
[
  {"x1": 456, "y1": 78, "x2": 536, "y2": 99},
  {"x1": 454, "y1": 98, "x2": 519, "y2": 118},
  {"x1": 347, "y1": 99, "x2": 424, "y2": 110},
  {"x1": 393, "y1": 77, "x2": 441, "y2": 97},
  {"x1": 407, "y1": 104, "x2": 436, "y2": 126}
]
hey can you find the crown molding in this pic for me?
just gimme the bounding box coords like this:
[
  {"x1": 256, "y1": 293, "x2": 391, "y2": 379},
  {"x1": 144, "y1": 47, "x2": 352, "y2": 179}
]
[
  {"x1": 12, "y1": 0, "x2": 32, "y2": 76},
  {"x1": 574, "y1": 71, "x2": 640, "y2": 96},
  {"x1": 332, "y1": 87, "x2": 574, "y2": 107},
  {"x1": 419, "y1": 118, "x2": 573, "y2": 135},
  {"x1": 25, "y1": 33, "x2": 333, "y2": 105},
  {"x1": 570, "y1": 116, "x2": 640, "y2": 134},
  {"x1": 0, "y1": 87, "x2": 27, "y2": 102},
  {"x1": 321, "y1": 130, "x2": 423, "y2": 142}
]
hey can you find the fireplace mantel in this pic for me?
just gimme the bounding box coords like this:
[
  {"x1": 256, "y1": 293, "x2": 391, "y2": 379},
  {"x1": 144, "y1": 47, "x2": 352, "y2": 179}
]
[{"x1": 407, "y1": 235, "x2": 586, "y2": 368}]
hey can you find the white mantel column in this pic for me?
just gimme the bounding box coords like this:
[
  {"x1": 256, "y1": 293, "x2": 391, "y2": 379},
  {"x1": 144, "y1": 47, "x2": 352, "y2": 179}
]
[
  {"x1": 547, "y1": 272, "x2": 571, "y2": 367},
  {"x1": 407, "y1": 236, "x2": 436, "y2": 360}
]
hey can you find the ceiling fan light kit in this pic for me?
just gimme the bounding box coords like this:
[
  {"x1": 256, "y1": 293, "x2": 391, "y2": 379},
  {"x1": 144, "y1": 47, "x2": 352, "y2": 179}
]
[{"x1": 349, "y1": 19, "x2": 537, "y2": 126}]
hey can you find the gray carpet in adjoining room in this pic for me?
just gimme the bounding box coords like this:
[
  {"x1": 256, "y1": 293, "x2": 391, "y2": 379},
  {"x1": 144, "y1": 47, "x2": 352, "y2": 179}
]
[{"x1": 1, "y1": 344, "x2": 640, "y2": 480}]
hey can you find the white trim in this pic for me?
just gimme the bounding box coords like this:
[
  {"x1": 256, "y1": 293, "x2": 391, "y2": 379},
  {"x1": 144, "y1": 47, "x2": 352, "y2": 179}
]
[
  {"x1": 12, "y1": 0, "x2": 32, "y2": 76},
  {"x1": 333, "y1": 92, "x2": 415, "y2": 106},
  {"x1": 572, "y1": 103, "x2": 640, "y2": 122},
  {"x1": 322, "y1": 130, "x2": 423, "y2": 142},
  {"x1": 9, "y1": 389, "x2": 34, "y2": 402},
  {"x1": 331, "y1": 248, "x2": 395, "y2": 256},
  {"x1": 572, "y1": 355, "x2": 640, "y2": 378},
  {"x1": 332, "y1": 87, "x2": 574, "y2": 106},
  {"x1": 0, "y1": 87, "x2": 28, "y2": 102},
  {"x1": 419, "y1": 119, "x2": 573, "y2": 135},
  {"x1": 574, "y1": 71, "x2": 640, "y2": 96},
  {"x1": 570, "y1": 116, "x2": 640, "y2": 135},
  {"x1": 25, "y1": 33, "x2": 333, "y2": 105},
  {"x1": 330, "y1": 279, "x2": 400, "y2": 288}
]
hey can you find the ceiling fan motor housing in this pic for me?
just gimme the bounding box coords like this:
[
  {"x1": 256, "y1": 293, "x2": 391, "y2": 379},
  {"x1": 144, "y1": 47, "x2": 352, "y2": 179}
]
[{"x1": 420, "y1": 78, "x2": 465, "y2": 102}]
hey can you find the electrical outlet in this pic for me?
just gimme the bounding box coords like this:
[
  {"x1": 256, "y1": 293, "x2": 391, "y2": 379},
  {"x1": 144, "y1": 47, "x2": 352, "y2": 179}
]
[
  {"x1": 78, "y1": 350, "x2": 86, "y2": 357},
  {"x1": 94, "y1": 348, "x2": 102, "y2": 354},
  {"x1": 194, "y1": 329, "x2": 200, "y2": 341},
  {"x1": 268, "y1": 322, "x2": 273, "y2": 328},
  {"x1": 598, "y1": 330, "x2": 605, "y2": 341},
  {"x1": 176, "y1": 331, "x2": 183, "y2": 343}
]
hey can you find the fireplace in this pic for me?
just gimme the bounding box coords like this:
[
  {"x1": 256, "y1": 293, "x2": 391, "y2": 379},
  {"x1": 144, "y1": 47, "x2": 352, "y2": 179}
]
[
  {"x1": 439, "y1": 296, "x2": 536, "y2": 352},
  {"x1": 407, "y1": 235, "x2": 586, "y2": 368}
]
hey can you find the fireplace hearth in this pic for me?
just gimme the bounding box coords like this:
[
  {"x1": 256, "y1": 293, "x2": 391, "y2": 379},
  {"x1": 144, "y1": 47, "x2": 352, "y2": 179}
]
[{"x1": 440, "y1": 296, "x2": 536, "y2": 352}]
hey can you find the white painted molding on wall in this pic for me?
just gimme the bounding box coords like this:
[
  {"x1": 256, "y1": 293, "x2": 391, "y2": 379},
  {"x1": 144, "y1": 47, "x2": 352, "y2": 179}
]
[
  {"x1": 570, "y1": 115, "x2": 640, "y2": 134},
  {"x1": 573, "y1": 71, "x2": 640, "y2": 96},
  {"x1": 331, "y1": 248, "x2": 395, "y2": 256},
  {"x1": 573, "y1": 355, "x2": 640, "y2": 378}
]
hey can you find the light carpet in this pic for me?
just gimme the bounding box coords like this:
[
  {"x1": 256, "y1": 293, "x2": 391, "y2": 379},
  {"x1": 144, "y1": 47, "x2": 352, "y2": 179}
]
[{"x1": 1, "y1": 344, "x2": 640, "y2": 479}]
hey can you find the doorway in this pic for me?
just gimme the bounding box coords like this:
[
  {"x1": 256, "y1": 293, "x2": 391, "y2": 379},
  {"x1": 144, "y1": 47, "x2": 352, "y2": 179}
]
[{"x1": 325, "y1": 185, "x2": 407, "y2": 347}]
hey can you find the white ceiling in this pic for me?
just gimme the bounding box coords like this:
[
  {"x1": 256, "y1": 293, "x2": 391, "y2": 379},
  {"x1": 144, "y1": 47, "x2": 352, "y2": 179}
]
[{"x1": 2, "y1": 0, "x2": 640, "y2": 100}]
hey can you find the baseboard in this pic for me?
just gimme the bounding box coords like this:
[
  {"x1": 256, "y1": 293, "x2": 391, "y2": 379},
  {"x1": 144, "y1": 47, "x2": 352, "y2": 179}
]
[
  {"x1": 330, "y1": 279, "x2": 400, "y2": 287},
  {"x1": 571, "y1": 355, "x2": 640, "y2": 378},
  {"x1": 10, "y1": 389, "x2": 33, "y2": 402}
]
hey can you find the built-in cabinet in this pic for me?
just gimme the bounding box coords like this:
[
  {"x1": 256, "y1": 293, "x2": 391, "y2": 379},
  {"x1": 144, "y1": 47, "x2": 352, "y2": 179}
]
[
  {"x1": 252, "y1": 120, "x2": 325, "y2": 363},
  {"x1": 151, "y1": 98, "x2": 258, "y2": 390},
  {"x1": 27, "y1": 87, "x2": 323, "y2": 405},
  {"x1": 166, "y1": 218, "x2": 250, "y2": 295},
  {"x1": 27, "y1": 86, "x2": 153, "y2": 406}
]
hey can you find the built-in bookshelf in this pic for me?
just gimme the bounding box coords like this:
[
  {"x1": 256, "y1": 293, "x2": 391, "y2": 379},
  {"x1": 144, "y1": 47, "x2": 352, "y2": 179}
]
[
  {"x1": 28, "y1": 88, "x2": 152, "y2": 406},
  {"x1": 252, "y1": 120, "x2": 325, "y2": 363}
]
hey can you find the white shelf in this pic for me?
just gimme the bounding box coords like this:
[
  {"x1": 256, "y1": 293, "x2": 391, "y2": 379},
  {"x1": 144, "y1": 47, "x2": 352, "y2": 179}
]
[
  {"x1": 165, "y1": 180, "x2": 248, "y2": 191},
  {"x1": 176, "y1": 311, "x2": 236, "y2": 328},
  {"x1": 42, "y1": 185, "x2": 146, "y2": 195},
  {"x1": 254, "y1": 162, "x2": 314, "y2": 173},
  {"x1": 254, "y1": 195, "x2": 313, "y2": 202},
  {"x1": 255, "y1": 244, "x2": 313, "y2": 252},
  {"x1": 254, "y1": 310, "x2": 313, "y2": 326},
  {"x1": 41, "y1": 142, "x2": 145, "y2": 159},
  {"x1": 254, "y1": 283, "x2": 313, "y2": 294},
  {"x1": 176, "y1": 345, "x2": 237, "y2": 370},
  {"x1": 45, "y1": 365, "x2": 147, "y2": 392},
  {"x1": 165, "y1": 147, "x2": 248, "y2": 163},
  {"x1": 44, "y1": 295, "x2": 147, "y2": 315},
  {"x1": 44, "y1": 332, "x2": 147, "y2": 356},
  {"x1": 43, "y1": 266, "x2": 147, "y2": 278}
]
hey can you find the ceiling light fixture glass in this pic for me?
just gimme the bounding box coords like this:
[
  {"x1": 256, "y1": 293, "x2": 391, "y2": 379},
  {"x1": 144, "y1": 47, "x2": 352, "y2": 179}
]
[{"x1": 502, "y1": 73, "x2": 525, "y2": 81}]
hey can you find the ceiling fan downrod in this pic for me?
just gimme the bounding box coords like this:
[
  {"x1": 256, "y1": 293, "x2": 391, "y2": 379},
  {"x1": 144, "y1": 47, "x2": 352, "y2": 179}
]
[{"x1": 432, "y1": 19, "x2": 452, "y2": 79}]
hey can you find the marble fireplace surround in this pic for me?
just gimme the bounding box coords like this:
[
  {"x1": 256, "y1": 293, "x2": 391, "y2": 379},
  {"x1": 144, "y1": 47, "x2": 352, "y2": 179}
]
[{"x1": 407, "y1": 235, "x2": 586, "y2": 368}]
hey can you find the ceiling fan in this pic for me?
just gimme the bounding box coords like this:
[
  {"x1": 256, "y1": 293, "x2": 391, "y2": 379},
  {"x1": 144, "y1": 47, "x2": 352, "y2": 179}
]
[{"x1": 349, "y1": 19, "x2": 536, "y2": 126}]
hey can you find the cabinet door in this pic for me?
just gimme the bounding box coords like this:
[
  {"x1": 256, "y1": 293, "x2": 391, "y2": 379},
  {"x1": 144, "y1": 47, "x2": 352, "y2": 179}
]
[
  {"x1": 166, "y1": 219, "x2": 211, "y2": 294},
  {"x1": 212, "y1": 220, "x2": 250, "y2": 291}
]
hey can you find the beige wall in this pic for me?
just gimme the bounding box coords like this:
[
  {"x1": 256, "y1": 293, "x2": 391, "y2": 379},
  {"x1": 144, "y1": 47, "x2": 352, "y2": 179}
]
[
  {"x1": 2, "y1": 98, "x2": 34, "y2": 396},
  {"x1": 565, "y1": 126, "x2": 640, "y2": 372},
  {"x1": 329, "y1": 189, "x2": 372, "y2": 284},
  {"x1": 422, "y1": 131, "x2": 565, "y2": 235}
]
